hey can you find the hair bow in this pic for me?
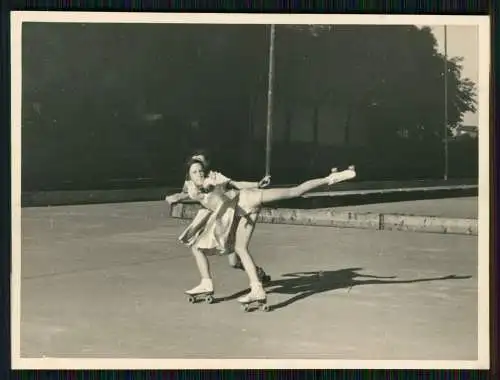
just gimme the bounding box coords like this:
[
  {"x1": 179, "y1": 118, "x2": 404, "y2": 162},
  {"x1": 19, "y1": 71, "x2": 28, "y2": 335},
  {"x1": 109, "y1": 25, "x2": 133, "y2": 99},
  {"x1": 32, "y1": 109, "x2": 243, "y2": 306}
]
[{"x1": 192, "y1": 154, "x2": 206, "y2": 164}]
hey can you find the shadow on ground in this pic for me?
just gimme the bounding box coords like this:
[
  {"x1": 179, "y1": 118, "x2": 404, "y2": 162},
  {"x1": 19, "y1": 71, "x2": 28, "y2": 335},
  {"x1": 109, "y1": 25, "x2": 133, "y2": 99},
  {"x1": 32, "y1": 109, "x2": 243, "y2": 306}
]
[{"x1": 220, "y1": 267, "x2": 472, "y2": 311}]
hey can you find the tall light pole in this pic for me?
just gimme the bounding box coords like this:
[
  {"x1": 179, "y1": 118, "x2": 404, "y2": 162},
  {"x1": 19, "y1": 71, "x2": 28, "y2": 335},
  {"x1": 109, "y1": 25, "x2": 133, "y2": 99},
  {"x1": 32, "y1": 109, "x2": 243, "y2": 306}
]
[
  {"x1": 443, "y1": 25, "x2": 449, "y2": 181},
  {"x1": 265, "y1": 24, "x2": 276, "y2": 177}
]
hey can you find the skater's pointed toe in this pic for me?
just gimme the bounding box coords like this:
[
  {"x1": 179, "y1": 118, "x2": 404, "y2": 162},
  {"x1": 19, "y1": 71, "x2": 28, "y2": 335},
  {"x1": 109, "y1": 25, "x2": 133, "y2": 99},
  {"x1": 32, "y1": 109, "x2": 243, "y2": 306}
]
[
  {"x1": 327, "y1": 166, "x2": 357, "y2": 185},
  {"x1": 345, "y1": 166, "x2": 356, "y2": 179}
]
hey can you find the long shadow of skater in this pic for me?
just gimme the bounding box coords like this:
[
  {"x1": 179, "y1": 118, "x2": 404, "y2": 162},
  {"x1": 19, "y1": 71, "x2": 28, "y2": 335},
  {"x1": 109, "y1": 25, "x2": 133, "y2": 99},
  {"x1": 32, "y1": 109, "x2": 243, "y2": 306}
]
[{"x1": 254, "y1": 267, "x2": 471, "y2": 311}]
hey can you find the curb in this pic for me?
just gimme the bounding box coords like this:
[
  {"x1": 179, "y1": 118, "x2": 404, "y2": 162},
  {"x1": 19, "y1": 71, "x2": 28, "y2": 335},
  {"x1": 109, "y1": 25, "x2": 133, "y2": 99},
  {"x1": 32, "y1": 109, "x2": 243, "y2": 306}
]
[
  {"x1": 21, "y1": 188, "x2": 173, "y2": 207},
  {"x1": 170, "y1": 203, "x2": 478, "y2": 236}
]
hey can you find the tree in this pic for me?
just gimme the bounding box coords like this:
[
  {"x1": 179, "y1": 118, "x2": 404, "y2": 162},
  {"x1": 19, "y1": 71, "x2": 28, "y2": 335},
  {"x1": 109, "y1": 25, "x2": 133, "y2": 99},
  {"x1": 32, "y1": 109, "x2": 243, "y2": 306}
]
[
  {"x1": 22, "y1": 23, "x2": 478, "y2": 189},
  {"x1": 273, "y1": 25, "x2": 477, "y2": 147}
]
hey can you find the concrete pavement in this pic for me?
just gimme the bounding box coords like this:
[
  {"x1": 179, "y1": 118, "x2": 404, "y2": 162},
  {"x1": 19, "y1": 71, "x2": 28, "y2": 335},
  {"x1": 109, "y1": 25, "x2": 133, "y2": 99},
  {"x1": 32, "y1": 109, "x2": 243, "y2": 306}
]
[{"x1": 19, "y1": 201, "x2": 479, "y2": 360}]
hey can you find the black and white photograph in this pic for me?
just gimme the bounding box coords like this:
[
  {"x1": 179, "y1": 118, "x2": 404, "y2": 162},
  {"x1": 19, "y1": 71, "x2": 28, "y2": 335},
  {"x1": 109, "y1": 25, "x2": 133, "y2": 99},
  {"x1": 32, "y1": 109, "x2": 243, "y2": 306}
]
[{"x1": 11, "y1": 12, "x2": 490, "y2": 369}]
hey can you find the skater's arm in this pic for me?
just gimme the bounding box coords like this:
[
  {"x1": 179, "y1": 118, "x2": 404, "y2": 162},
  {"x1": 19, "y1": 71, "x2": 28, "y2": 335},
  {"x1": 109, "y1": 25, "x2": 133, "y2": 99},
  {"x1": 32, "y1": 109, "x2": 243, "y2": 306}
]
[
  {"x1": 204, "y1": 171, "x2": 270, "y2": 190},
  {"x1": 165, "y1": 181, "x2": 193, "y2": 204},
  {"x1": 166, "y1": 181, "x2": 204, "y2": 204},
  {"x1": 230, "y1": 175, "x2": 271, "y2": 190},
  {"x1": 165, "y1": 192, "x2": 191, "y2": 204},
  {"x1": 203, "y1": 171, "x2": 255, "y2": 189},
  {"x1": 229, "y1": 180, "x2": 259, "y2": 189}
]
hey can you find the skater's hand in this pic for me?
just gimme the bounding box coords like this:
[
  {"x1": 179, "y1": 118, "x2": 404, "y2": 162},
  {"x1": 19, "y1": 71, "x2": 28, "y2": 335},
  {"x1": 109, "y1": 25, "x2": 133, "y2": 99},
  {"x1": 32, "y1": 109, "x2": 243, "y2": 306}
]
[
  {"x1": 258, "y1": 175, "x2": 271, "y2": 188},
  {"x1": 165, "y1": 194, "x2": 179, "y2": 204}
]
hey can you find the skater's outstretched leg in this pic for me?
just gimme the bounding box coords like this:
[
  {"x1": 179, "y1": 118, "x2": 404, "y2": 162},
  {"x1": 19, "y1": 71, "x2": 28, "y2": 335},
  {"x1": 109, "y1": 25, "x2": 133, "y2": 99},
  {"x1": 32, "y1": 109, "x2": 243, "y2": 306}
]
[
  {"x1": 186, "y1": 246, "x2": 214, "y2": 295},
  {"x1": 259, "y1": 166, "x2": 356, "y2": 205}
]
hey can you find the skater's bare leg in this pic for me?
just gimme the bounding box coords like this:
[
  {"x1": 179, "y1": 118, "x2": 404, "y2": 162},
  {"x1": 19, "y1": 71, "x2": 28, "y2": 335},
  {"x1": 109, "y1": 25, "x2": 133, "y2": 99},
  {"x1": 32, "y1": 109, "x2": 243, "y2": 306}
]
[
  {"x1": 259, "y1": 178, "x2": 327, "y2": 204},
  {"x1": 192, "y1": 246, "x2": 211, "y2": 279},
  {"x1": 233, "y1": 213, "x2": 266, "y2": 302},
  {"x1": 186, "y1": 246, "x2": 213, "y2": 294},
  {"x1": 234, "y1": 214, "x2": 260, "y2": 284},
  {"x1": 260, "y1": 166, "x2": 356, "y2": 205}
]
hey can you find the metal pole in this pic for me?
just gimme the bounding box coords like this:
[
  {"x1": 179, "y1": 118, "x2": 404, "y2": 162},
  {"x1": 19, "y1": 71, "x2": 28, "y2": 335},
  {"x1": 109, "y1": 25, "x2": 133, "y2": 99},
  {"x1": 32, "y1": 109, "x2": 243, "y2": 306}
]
[
  {"x1": 265, "y1": 24, "x2": 276, "y2": 177},
  {"x1": 443, "y1": 25, "x2": 449, "y2": 181}
]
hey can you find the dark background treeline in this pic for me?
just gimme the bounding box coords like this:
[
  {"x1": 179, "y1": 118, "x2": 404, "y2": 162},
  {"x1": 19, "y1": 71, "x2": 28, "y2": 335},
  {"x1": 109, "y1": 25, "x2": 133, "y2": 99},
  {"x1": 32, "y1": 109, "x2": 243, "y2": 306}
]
[{"x1": 21, "y1": 23, "x2": 478, "y2": 191}]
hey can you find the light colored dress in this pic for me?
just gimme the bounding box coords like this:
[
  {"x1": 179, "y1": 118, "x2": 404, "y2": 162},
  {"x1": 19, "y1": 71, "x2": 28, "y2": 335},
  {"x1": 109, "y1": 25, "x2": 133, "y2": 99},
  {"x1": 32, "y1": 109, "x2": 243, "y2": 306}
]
[{"x1": 178, "y1": 171, "x2": 263, "y2": 255}]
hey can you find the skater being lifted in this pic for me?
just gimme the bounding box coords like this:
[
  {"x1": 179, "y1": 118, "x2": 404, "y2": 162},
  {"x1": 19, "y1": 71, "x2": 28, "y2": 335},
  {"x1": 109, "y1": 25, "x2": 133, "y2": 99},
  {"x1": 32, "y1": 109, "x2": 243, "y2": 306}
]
[{"x1": 166, "y1": 154, "x2": 356, "y2": 307}]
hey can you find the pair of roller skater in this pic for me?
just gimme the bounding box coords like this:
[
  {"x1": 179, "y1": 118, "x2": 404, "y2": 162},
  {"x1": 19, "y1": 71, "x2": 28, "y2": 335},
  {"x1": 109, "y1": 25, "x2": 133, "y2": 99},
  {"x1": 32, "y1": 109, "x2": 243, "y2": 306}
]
[{"x1": 165, "y1": 153, "x2": 356, "y2": 308}]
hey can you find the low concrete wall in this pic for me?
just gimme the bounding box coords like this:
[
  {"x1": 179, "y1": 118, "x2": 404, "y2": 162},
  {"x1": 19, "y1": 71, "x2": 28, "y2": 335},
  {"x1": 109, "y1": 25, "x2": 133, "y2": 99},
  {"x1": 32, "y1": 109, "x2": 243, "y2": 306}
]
[
  {"x1": 22, "y1": 188, "x2": 172, "y2": 207},
  {"x1": 170, "y1": 203, "x2": 478, "y2": 236},
  {"x1": 380, "y1": 214, "x2": 478, "y2": 235}
]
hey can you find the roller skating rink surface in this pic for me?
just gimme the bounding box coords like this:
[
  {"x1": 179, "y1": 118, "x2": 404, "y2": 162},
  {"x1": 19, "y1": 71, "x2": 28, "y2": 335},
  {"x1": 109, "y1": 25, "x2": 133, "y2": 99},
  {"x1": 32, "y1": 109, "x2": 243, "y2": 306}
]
[{"x1": 18, "y1": 201, "x2": 479, "y2": 360}]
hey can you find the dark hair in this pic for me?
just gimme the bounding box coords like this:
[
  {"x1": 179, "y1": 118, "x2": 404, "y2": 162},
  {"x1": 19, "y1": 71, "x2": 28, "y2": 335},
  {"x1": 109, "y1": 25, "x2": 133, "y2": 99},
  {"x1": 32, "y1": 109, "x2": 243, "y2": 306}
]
[{"x1": 185, "y1": 157, "x2": 207, "y2": 181}]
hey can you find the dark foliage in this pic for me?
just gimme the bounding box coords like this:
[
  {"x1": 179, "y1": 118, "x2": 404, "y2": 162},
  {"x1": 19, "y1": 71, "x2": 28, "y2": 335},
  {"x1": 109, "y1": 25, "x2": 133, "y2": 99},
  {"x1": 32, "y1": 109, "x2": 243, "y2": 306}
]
[{"x1": 21, "y1": 23, "x2": 477, "y2": 190}]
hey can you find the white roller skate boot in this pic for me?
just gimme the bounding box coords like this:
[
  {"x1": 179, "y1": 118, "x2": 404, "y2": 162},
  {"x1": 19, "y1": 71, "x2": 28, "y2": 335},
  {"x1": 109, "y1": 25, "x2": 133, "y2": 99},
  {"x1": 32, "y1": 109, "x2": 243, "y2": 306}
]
[
  {"x1": 185, "y1": 278, "x2": 214, "y2": 304},
  {"x1": 327, "y1": 165, "x2": 356, "y2": 185},
  {"x1": 238, "y1": 282, "x2": 269, "y2": 312}
]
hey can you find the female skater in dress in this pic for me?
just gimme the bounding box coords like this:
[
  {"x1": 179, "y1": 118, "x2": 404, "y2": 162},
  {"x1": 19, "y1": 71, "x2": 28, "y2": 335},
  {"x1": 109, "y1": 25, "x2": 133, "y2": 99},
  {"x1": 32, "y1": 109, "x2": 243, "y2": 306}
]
[
  {"x1": 165, "y1": 153, "x2": 271, "y2": 283},
  {"x1": 172, "y1": 155, "x2": 356, "y2": 308}
]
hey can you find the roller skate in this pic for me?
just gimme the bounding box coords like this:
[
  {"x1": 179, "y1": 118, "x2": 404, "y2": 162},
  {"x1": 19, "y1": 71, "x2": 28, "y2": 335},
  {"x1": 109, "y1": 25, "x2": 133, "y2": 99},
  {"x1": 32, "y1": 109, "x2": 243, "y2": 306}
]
[
  {"x1": 327, "y1": 165, "x2": 356, "y2": 185},
  {"x1": 238, "y1": 283, "x2": 269, "y2": 312},
  {"x1": 185, "y1": 279, "x2": 214, "y2": 304},
  {"x1": 256, "y1": 266, "x2": 272, "y2": 284},
  {"x1": 232, "y1": 260, "x2": 244, "y2": 271}
]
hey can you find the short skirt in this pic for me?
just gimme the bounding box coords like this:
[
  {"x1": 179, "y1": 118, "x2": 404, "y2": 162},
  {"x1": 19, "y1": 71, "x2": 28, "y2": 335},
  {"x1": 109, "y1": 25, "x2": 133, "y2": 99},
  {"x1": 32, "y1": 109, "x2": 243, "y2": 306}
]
[{"x1": 178, "y1": 188, "x2": 264, "y2": 255}]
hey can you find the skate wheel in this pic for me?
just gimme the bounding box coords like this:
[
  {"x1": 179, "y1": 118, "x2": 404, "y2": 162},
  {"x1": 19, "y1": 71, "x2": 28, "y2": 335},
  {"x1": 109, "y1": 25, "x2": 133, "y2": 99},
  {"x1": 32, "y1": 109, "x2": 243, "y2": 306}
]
[
  {"x1": 242, "y1": 304, "x2": 250, "y2": 312},
  {"x1": 187, "y1": 295, "x2": 195, "y2": 303},
  {"x1": 205, "y1": 295, "x2": 214, "y2": 304},
  {"x1": 260, "y1": 304, "x2": 270, "y2": 312}
]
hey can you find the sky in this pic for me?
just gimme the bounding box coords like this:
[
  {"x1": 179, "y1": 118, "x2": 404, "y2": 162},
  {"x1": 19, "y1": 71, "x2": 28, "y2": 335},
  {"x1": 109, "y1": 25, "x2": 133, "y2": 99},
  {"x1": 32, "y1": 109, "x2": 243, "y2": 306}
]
[{"x1": 421, "y1": 25, "x2": 479, "y2": 126}]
